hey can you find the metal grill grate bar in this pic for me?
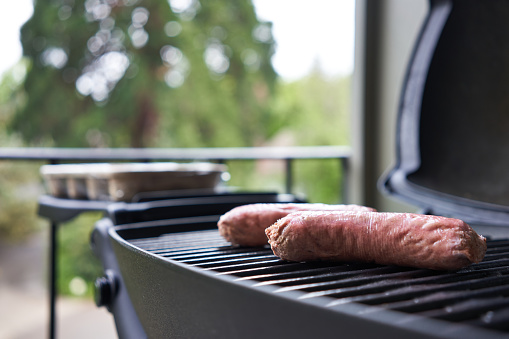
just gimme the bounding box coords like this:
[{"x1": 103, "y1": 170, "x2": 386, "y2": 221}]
[
  {"x1": 274, "y1": 268, "x2": 431, "y2": 293},
  {"x1": 324, "y1": 269, "x2": 509, "y2": 306},
  {"x1": 418, "y1": 296, "x2": 509, "y2": 321},
  {"x1": 385, "y1": 284, "x2": 509, "y2": 313},
  {"x1": 186, "y1": 254, "x2": 277, "y2": 267},
  {"x1": 204, "y1": 259, "x2": 285, "y2": 272},
  {"x1": 227, "y1": 262, "x2": 329, "y2": 278},
  {"x1": 466, "y1": 306, "x2": 509, "y2": 331},
  {"x1": 318, "y1": 267, "x2": 509, "y2": 301},
  {"x1": 129, "y1": 229, "x2": 225, "y2": 251},
  {"x1": 168, "y1": 249, "x2": 273, "y2": 262},
  {"x1": 253, "y1": 265, "x2": 406, "y2": 287},
  {"x1": 237, "y1": 262, "x2": 381, "y2": 282}
]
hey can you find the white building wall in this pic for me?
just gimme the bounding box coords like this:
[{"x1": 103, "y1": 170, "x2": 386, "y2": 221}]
[{"x1": 350, "y1": 0, "x2": 428, "y2": 212}]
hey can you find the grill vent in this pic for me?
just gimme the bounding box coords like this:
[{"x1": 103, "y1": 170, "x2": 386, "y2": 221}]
[{"x1": 129, "y1": 230, "x2": 509, "y2": 334}]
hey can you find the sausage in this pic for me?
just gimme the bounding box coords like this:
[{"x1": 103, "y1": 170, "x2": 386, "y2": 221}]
[
  {"x1": 217, "y1": 203, "x2": 376, "y2": 247},
  {"x1": 265, "y1": 211, "x2": 487, "y2": 270}
]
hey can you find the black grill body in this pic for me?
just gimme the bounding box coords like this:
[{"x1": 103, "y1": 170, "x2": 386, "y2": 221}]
[
  {"x1": 101, "y1": 215, "x2": 509, "y2": 339},
  {"x1": 91, "y1": 192, "x2": 305, "y2": 338}
]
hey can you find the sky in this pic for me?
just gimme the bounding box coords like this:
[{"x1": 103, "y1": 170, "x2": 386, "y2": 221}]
[
  {"x1": 0, "y1": 0, "x2": 33, "y2": 78},
  {"x1": 0, "y1": 0, "x2": 355, "y2": 81},
  {"x1": 253, "y1": 0, "x2": 355, "y2": 80}
]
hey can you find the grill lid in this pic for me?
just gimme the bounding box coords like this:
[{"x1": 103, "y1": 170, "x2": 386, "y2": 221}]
[{"x1": 381, "y1": 0, "x2": 509, "y2": 226}]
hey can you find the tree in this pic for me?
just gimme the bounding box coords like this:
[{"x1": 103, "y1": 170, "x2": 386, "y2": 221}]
[{"x1": 11, "y1": 0, "x2": 277, "y2": 148}]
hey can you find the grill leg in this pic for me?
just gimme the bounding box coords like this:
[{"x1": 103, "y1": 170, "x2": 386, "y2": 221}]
[{"x1": 49, "y1": 222, "x2": 57, "y2": 339}]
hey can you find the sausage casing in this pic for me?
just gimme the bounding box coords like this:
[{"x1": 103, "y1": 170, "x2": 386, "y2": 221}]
[
  {"x1": 218, "y1": 203, "x2": 376, "y2": 246},
  {"x1": 265, "y1": 211, "x2": 487, "y2": 270}
]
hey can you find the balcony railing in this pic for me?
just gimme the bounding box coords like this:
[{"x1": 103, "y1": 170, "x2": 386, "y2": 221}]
[{"x1": 0, "y1": 145, "x2": 352, "y2": 200}]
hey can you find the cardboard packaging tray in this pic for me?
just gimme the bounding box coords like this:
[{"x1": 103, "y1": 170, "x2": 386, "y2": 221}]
[{"x1": 40, "y1": 162, "x2": 228, "y2": 202}]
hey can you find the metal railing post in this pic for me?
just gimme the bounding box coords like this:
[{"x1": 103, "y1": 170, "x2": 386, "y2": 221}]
[
  {"x1": 285, "y1": 159, "x2": 293, "y2": 194},
  {"x1": 340, "y1": 157, "x2": 349, "y2": 204}
]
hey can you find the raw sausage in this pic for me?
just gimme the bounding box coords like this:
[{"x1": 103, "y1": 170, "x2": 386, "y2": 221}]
[
  {"x1": 218, "y1": 203, "x2": 376, "y2": 246},
  {"x1": 265, "y1": 211, "x2": 487, "y2": 270}
]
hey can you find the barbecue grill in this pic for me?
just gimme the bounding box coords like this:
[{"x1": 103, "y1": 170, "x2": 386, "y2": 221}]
[{"x1": 91, "y1": 0, "x2": 509, "y2": 338}]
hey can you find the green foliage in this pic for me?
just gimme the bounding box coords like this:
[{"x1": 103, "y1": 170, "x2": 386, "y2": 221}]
[
  {"x1": 294, "y1": 159, "x2": 343, "y2": 204},
  {"x1": 11, "y1": 0, "x2": 277, "y2": 148},
  {"x1": 226, "y1": 160, "x2": 284, "y2": 194},
  {"x1": 0, "y1": 66, "x2": 46, "y2": 241},
  {"x1": 0, "y1": 61, "x2": 29, "y2": 141},
  {"x1": 269, "y1": 71, "x2": 351, "y2": 146},
  {"x1": 255, "y1": 71, "x2": 351, "y2": 203},
  {"x1": 225, "y1": 158, "x2": 344, "y2": 204},
  {"x1": 57, "y1": 212, "x2": 103, "y2": 297},
  {"x1": 0, "y1": 162, "x2": 45, "y2": 241}
]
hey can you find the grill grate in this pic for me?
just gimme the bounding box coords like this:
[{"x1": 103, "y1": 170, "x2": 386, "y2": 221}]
[{"x1": 128, "y1": 229, "x2": 509, "y2": 334}]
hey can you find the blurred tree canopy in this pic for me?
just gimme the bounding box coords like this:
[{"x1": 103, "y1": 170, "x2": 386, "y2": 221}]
[{"x1": 11, "y1": 0, "x2": 277, "y2": 148}]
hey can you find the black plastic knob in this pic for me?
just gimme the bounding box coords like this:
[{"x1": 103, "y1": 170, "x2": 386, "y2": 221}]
[{"x1": 94, "y1": 277, "x2": 111, "y2": 307}]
